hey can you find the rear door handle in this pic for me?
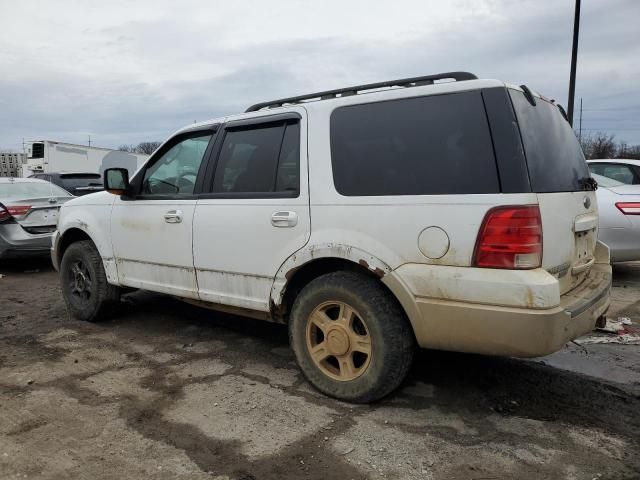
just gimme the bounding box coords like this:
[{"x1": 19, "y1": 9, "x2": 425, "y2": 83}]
[
  {"x1": 164, "y1": 209, "x2": 183, "y2": 223},
  {"x1": 271, "y1": 211, "x2": 298, "y2": 228}
]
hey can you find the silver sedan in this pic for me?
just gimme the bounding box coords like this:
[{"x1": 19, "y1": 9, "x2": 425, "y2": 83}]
[
  {"x1": 593, "y1": 173, "x2": 640, "y2": 262},
  {"x1": 0, "y1": 177, "x2": 73, "y2": 259}
]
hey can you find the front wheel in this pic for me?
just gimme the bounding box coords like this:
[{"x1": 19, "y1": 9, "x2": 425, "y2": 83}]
[
  {"x1": 289, "y1": 271, "x2": 415, "y2": 403},
  {"x1": 60, "y1": 240, "x2": 120, "y2": 322}
]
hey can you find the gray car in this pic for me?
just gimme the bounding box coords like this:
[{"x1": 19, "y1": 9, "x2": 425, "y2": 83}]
[{"x1": 0, "y1": 177, "x2": 73, "y2": 259}]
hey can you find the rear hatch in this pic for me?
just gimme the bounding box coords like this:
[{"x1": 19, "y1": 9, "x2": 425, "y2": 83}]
[{"x1": 509, "y1": 89, "x2": 598, "y2": 294}]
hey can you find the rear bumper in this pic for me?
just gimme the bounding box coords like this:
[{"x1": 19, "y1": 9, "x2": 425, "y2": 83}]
[
  {"x1": 0, "y1": 223, "x2": 53, "y2": 259},
  {"x1": 383, "y1": 262, "x2": 611, "y2": 358}
]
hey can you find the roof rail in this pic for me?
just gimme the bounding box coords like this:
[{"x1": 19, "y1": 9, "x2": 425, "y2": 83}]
[{"x1": 246, "y1": 71, "x2": 477, "y2": 112}]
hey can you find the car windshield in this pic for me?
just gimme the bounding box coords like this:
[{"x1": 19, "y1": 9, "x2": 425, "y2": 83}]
[
  {"x1": 591, "y1": 173, "x2": 624, "y2": 188},
  {"x1": 0, "y1": 181, "x2": 72, "y2": 201}
]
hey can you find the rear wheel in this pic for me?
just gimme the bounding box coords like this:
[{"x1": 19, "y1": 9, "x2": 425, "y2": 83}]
[
  {"x1": 60, "y1": 240, "x2": 120, "y2": 322},
  {"x1": 289, "y1": 271, "x2": 414, "y2": 403}
]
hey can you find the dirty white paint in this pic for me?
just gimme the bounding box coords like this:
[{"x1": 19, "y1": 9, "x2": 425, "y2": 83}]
[
  {"x1": 192, "y1": 108, "x2": 311, "y2": 311},
  {"x1": 55, "y1": 191, "x2": 117, "y2": 280},
  {"x1": 537, "y1": 191, "x2": 599, "y2": 295},
  {"x1": 418, "y1": 226, "x2": 450, "y2": 259},
  {"x1": 395, "y1": 263, "x2": 561, "y2": 309}
]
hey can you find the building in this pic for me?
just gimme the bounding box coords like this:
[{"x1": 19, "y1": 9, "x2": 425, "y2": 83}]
[{"x1": 0, "y1": 152, "x2": 26, "y2": 177}]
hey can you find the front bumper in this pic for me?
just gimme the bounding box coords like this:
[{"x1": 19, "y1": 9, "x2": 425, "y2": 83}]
[
  {"x1": 383, "y1": 262, "x2": 611, "y2": 358},
  {"x1": 0, "y1": 223, "x2": 54, "y2": 260}
]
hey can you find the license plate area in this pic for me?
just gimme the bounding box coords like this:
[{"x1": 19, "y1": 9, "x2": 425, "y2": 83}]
[
  {"x1": 572, "y1": 228, "x2": 597, "y2": 277},
  {"x1": 21, "y1": 207, "x2": 59, "y2": 227}
]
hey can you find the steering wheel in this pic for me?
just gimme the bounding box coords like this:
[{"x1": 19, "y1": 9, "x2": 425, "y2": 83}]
[{"x1": 176, "y1": 171, "x2": 196, "y2": 191}]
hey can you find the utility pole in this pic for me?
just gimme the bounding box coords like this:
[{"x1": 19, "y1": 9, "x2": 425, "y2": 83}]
[
  {"x1": 578, "y1": 98, "x2": 583, "y2": 142},
  {"x1": 88, "y1": 135, "x2": 91, "y2": 147},
  {"x1": 567, "y1": 0, "x2": 581, "y2": 126}
]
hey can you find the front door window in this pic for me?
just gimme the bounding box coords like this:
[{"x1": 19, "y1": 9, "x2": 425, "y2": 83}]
[{"x1": 142, "y1": 134, "x2": 212, "y2": 195}]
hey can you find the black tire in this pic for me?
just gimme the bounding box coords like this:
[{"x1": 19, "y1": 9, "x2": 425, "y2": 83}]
[
  {"x1": 60, "y1": 240, "x2": 120, "y2": 322},
  {"x1": 289, "y1": 271, "x2": 415, "y2": 403}
]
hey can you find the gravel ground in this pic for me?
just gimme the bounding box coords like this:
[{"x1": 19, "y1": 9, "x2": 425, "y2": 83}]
[{"x1": 1, "y1": 259, "x2": 639, "y2": 480}]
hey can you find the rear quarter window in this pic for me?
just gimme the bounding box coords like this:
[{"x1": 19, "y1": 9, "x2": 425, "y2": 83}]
[
  {"x1": 330, "y1": 91, "x2": 500, "y2": 196},
  {"x1": 509, "y1": 90, "x2": 590, "y2": 193}
]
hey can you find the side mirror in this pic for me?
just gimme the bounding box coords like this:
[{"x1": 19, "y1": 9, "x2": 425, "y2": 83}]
[{"x1": 104, "y1": 168, "x2": 130, "y2": 195}]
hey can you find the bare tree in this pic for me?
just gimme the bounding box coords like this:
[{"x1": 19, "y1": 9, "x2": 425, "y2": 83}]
[
  {"x1": 117, "y1": 142, "x2": 161, "y2": 155},
  {"x1": 134, "y1": 142, "x2": 161, "y2": 155},
  {"x1": 579, "y1": 132, "x2": 617, "y2": 159}
]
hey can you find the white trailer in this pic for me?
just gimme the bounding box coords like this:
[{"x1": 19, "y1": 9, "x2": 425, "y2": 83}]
[{"x1": 22, "y1": 140, "x2": 150, "y2": 178}]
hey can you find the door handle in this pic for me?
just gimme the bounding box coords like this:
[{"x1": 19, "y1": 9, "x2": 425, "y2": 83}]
[
  {"x1": 164, "y1": 209, "x2": 183, "y2": 224},
  {"x1": 271, "y1": 211, "x2": 298, "y2": 228}
]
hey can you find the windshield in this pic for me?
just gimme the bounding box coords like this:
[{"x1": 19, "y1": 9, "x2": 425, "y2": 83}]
[
  {"x1": 0, "y1": 181, "x2": 72, "y2": 202},
  {"x1": 591, "y1": 173, "x2": 623, "y2": 188},
  {"x1": 509, "y1": 89, "x2": 590, "y2": 193}
]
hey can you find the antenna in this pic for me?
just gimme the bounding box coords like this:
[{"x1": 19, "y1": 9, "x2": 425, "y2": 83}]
[{"x1": 578, "y1": 98, "x2": 583, "y2": 142}]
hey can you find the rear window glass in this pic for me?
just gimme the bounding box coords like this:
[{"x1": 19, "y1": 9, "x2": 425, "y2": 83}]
[
  {"x1": 588, "y1": 163, "x2": 636, "y2": 184},
  {"x1": 60, "y1": 176, "x2": 103, "y2": 189},
  {"x1": 509, "y1": 90, "x2": 590, "y2": 193},
  {"x1": 60, "y1": 173, "x2": 101, "y2": 180},
  {"x1": 591, "y1": 173, "x2": 623, "y2": 188},
  {"x1": 0, "y1": 181, "x2": 72, "y2": 201},
  {"x1": 330, "y1": 91, "x2": 499, "y2": 196}
]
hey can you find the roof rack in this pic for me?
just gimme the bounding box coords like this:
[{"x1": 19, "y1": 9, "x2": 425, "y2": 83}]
[{"x1": 246, "y1": 71, "x2": 477, "y2": 112}]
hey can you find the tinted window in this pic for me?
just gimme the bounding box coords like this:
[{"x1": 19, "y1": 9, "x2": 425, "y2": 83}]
[
  {"x1": 276, "y1": 123, "x2": 300, "y2": 192},
  {"x1": 330, "y1": 91, "x2": 499, "y2": 196},
  {"x1": 59, "y1": 174, "x2": 103, "y2": 190},
  {"x1": 509, "y1": 90, "x2": 590, "y2": 193},
  {"x1": 142, "y1": 134, "x2": 212, "y2": 195},
  {"x1": 588, "y1": 163, "x2": 636, "y2": 184},
  {"x1": 212, "y1": 122, "x2": 299, "y2": 194}
]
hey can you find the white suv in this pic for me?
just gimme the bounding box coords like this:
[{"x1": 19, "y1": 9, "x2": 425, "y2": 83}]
[{"x1": 52, "y1": 72, "x2": 611, "y2": 402}]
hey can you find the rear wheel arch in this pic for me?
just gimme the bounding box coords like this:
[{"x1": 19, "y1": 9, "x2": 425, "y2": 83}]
[
  {"x1": 274, "y1": 253, "x2": 415, "y2": 339},
  {"x1": 272, "y1": 244, "x2": 394, "y2": 308}
]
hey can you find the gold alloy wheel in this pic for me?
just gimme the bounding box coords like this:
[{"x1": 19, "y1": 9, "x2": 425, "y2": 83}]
[{"x1": 305, "y1": 300, "x2": 372, "y2": 381}]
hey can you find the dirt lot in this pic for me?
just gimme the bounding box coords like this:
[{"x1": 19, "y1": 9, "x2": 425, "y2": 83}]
[{"x1": 1, "y1": 259, "x2": 639, "y2": 480}]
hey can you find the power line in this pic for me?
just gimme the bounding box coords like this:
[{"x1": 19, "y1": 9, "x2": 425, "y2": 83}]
[
  {"x1": 582, "y1": 107, "x2": 640, "y2": 112},
  {"x1": 580, "y1": 128, "x2": 640, "y2": 131}
]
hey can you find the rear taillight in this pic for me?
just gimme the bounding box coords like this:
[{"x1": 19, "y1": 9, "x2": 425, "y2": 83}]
[
  {"x1": 615, "y1": 202, "x2": 640, "y2": 215},
  {"x1": 0, "y1": 204, "x2": 31, "y2": 222},
  {"x1": 473, "y1": 205, "x2": 542, "y2": 269},
  {"x1": 0, "y1": 204, "x2": 10, "y2": 222},
  {"x1": 6, "y1": 205, "x2": 31, "y2": 216}
]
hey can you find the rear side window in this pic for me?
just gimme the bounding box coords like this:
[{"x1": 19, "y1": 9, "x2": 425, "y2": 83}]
[
  {"x1": 588, "y1": 163, "x2": 637, "y2": 184},
  {"x1": 330, "y1": 91, "x2": 499, "y2": 196},
  {"x1": 212, "y1": 122, "x2": 300, "y2": 195},
  {"x1": 509, "y1": 90, "x2": 590, "y2": 193}
]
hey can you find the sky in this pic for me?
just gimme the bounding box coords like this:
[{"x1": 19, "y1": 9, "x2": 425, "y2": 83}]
[{"x1": 0, "y1": 0, "x2": 638, "y2": 151}]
